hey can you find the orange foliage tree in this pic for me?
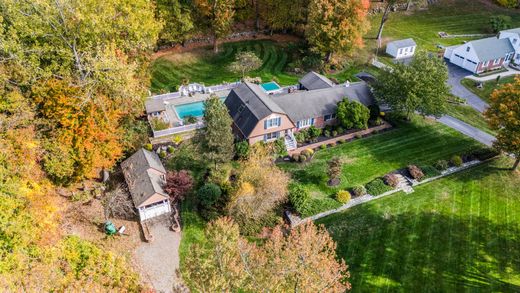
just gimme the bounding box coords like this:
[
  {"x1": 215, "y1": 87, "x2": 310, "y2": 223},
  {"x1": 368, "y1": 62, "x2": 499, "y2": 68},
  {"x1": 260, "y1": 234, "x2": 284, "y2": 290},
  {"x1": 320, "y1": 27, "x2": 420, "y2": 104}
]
[
  {"x1": 306, "y1": 0, "x2": 370, "y2": 62},
  {"x1": 183, "y1": 217, "x2": 350, "y2": 292},
  {"x1": 485, "y1": 76, "x2": 520, "y2": 170}
]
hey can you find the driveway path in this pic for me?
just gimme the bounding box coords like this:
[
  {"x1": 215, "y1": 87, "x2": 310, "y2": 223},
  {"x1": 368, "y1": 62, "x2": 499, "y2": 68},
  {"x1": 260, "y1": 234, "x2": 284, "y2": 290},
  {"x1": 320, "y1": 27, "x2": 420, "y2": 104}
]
[
  {"x1": 438, "y1": 115, "x2": 495, "y2": 147},
  {"x1": 136, "y1": 220, "x2": 181, "y2": 293},
  {"x1": 447, "y1": 62, "x2": 489, "y2": 113}
]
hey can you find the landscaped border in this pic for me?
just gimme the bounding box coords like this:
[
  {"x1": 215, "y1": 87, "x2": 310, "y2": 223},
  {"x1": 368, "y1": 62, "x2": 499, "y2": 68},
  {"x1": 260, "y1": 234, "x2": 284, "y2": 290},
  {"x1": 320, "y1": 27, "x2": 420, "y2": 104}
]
[{"x1": 285, "y1": 158, "x2": 492, "y2": 227}]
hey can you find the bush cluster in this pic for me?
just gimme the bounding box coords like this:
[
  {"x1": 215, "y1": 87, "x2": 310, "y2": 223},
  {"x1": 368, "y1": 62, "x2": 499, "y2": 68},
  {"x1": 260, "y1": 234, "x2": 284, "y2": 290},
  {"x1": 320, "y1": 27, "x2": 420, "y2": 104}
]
[
  {"x1": 383, "y1": 173, "x2": 400, "y2": 188},
  {"x1": 336, "y1": 190, "x2": 351, "y2": 204},
  {"x1": 434, "y1": 160, "x2": 449, "y2": 171},
  {"x1": 288, "y1": 184, "x2": 311, "y2": 216},
  {"x1": 407, "y1": 165, "x2": 424, "y2": 180},
  {"x1": 420, "y1": 165, "x2": 441, "y2": 179},
  {"x1": 351, "y1": 185, "x2": 366, "y2": 197},
  {"x1": 365, "y1": 178, "x2": 392, "y2": 196},
  {"x1": 235, "y1": 141, "x2": 250, "y2": 160},
  {"x1": 144, "y1": 143, "x2": 153, "y2": 151},
  {"x1": 451, "y1": 155, "x2": 463, "y2": 167}
]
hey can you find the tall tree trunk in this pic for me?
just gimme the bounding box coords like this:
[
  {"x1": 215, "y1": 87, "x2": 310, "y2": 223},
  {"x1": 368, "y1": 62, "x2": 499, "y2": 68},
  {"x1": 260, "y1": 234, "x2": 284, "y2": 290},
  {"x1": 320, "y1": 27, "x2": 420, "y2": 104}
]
[
  {"x1": 376, "y1": 3, "x2": 391, "y2": 48},
  {"x1": 325, "y1": 52, "x2": 333, "y2": 63},
  {"x1": 513, "y1": 158, "x2": 520, "y2": 171},
  {"x1": 255, "y1": 0, "x2": 260, "y2": 31},
  {"x1": 406, "y1": 0, "x2": 412, "y2": 11},
  {"x1": 213, "y1": 37, "x2": 219, "y2": 53}
]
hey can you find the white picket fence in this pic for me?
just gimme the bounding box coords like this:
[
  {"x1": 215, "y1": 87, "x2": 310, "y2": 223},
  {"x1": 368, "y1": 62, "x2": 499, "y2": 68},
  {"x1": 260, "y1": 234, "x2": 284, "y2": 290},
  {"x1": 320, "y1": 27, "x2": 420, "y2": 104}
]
[{"x1": 152, "y1": 121, "x2": 205, "y2": 138}]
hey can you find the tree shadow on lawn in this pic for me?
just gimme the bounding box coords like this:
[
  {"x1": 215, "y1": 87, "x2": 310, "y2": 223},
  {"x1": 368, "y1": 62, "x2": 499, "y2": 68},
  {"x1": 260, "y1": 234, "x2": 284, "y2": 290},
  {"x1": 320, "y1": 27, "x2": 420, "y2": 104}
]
[{"x1": 318, "y1": 209, "x2": 520, "y2": 292}]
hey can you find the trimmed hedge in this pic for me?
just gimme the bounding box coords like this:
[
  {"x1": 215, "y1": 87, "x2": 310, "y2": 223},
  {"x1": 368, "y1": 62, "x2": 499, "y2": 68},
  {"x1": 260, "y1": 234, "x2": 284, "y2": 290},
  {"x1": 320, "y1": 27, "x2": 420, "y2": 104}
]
[
  {"x1": 365, "y1": 178, "x2": 393, "y2": 196},
  {"x1": 288, "y1": 183, "x2": 311, "y2": 216},
  {"x1": 383, "y1": 173, "x2": 400, "y2": 188},
  {"x1": 420, "y1": 165, "x2": 441, "y2": 179},
  {"x1": 352, "y1": 185, "x2": 367, "y2": 197},
  {"x1": 336, "y1": 190, "x2": 351, "y2": 204},
  {"x1": 451, "y1": 155, "x2": 463, "y2": 167}
]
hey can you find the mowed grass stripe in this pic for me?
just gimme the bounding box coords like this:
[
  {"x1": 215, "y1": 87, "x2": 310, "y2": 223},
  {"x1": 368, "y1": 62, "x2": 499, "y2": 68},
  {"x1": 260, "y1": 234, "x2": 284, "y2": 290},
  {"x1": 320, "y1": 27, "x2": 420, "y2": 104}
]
[{"x1": 318, "y1": 159, "x2": 520, "y2": 292}]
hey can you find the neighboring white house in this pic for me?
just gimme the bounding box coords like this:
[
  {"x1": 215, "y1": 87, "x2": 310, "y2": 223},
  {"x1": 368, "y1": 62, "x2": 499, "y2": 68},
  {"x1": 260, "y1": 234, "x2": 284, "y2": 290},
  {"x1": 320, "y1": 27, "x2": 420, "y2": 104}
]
[
  {"x1": 444, "y1": 28, "x2": 520, "y2": 74},
  {"x1": 121, "y1": 148, "x2": 171, "y2": 221},
  {"x1": 386, "y1": 38, "x2": 417, "y2": 59}
]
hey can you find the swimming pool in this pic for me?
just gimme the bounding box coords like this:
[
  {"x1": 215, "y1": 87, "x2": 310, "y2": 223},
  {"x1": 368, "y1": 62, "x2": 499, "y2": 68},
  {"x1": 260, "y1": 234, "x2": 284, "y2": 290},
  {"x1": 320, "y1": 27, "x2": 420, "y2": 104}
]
[
  {"x1": 260, "y1": 81, "x2": 281, "y2": 92},
  {"x1": 174, "y1": 97, "x2": 226, "y2": 119}
]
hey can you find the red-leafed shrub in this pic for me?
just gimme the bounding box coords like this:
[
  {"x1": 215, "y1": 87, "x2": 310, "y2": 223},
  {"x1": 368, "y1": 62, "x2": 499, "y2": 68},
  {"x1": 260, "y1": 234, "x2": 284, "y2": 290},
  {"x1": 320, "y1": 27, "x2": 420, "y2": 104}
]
[
  {"x1": 164, "y1": 170, "x2": 194, "y2": 201},
  {"x1": 383, "y1": 173, "x2": 399, "y2": 188},
  {"x1": 407, "y1": 165, "x2": 424, "y2": 180}
]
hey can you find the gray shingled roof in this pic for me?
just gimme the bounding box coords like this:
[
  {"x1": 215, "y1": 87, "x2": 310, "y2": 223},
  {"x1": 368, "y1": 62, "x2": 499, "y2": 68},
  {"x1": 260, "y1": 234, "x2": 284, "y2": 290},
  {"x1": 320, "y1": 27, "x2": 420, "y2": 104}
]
[
  {"x1": 388, "y1": 38, "x2": 416, "y2": 49},
  {"x1": 225, "y1": 82, "x2": 285, "y2": 137},
  {"x1": 299, "y1": 71, "x2": 334, "y2": 90},
  {"x1": 501, "y1": 27, "x2": 520, "y2": 35},
  {"x1": 121, "y1": 149, "x2": 168, "y2": 208},
  {"x1": 271, "y1": 82, "x2": 375, "y2": 122},
  {"x1": 469, "y1": 37, "x2": 514, "y2": 62},
  {"x1": 145, "y1": 99, "x2": 166, "y2": 114}
]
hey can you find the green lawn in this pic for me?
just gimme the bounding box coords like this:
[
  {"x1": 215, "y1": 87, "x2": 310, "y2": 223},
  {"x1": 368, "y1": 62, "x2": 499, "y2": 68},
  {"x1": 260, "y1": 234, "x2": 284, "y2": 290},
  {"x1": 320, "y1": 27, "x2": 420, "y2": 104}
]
[
  {"x1": 150, "y1": 40, "x2": 300, "y2": 93},
  {"x1": 461, "y1": 76, "x2": 518, "y2": 104},
  {"x1": 317, "y1": 158, "x2": 520, "y2": 292},
  {"x1": 444, "y1": 104, "x2": 496, "y2": 135},
  {"x1": 362, "y1": 0, "x2": 520, "y2": 58},
  {"x1": 279, "y1": 117, "x2": 484, "y2": 216}
]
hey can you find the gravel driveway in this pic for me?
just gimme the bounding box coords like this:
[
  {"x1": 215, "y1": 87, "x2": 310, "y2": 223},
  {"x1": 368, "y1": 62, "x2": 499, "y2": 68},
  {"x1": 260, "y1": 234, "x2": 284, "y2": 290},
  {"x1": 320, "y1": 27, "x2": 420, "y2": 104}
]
[
  {"x1": 446, "y1": 62, "x2": 489, "y2": 113},
  {"x1": 136, "y1": 220, "x2": 181, "y2": 293}
]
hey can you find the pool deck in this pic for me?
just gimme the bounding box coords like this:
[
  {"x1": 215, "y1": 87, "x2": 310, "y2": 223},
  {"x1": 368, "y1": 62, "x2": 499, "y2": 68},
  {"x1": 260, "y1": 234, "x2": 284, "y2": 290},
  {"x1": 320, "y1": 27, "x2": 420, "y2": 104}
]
[{"x1": 164, "y1": 89, "x2": 231, "y2": 126}]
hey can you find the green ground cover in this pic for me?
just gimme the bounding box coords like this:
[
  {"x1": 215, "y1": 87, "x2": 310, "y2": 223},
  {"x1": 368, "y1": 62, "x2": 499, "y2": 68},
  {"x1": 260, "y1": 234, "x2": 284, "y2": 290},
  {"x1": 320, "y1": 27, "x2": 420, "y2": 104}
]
[
  {"x1": 444, "y1": 104, "x2": 496, "y2": 135},
  {"x1": 461, "y1": 76, "x2": 517, "y2": 104},
  {"x1": 317, "y1": 158, "x2": 520, "y2": 292},
  {"x1": 278, "y1": 116, "x2": 483, "y2": 216},
  {"x1": 368, "y1": 0, "x2": 520, "y2": 51}
]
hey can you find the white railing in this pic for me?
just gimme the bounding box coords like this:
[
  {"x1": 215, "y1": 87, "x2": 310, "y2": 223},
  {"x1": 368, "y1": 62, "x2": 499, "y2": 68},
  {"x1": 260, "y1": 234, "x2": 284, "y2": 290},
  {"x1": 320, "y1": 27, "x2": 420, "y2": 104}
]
[
  {"x1": 152, "y1": 121, "x2": 205, "y2": 138},
  {"x1": 150, "y1": 81, "x2": 242, "y2": 101}
]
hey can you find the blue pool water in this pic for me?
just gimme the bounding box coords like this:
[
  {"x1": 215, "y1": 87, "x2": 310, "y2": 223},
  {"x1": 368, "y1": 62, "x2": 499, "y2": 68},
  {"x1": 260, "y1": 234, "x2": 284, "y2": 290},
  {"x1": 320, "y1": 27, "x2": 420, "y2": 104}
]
[
  {"x1": 261, "y1": 81, "x2": 281, "y2": 92},
  {"x1": 175, "y1": 97, "x2": 225, "y2": 119}
]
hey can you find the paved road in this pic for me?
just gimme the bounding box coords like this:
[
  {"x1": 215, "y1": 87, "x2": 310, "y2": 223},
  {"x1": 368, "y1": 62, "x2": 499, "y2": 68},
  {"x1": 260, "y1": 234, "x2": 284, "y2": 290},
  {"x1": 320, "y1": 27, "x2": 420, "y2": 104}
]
[
  {"x1": 446, "y1": 62, "x2": 489, "y2": 113},
  {"x1": 438, "y1": 115, "x2": 495, "y2": 147}
]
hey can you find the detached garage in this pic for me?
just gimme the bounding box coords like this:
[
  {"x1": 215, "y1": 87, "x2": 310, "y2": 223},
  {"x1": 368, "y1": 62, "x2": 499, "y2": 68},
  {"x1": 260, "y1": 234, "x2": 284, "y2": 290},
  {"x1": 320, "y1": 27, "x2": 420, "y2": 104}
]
[
  {"x1": 386, "y1": 38, "x2": 417, "y2": 59},
  {"x1": 121, "y1": 148, "x2": 171, "y2": 222}
]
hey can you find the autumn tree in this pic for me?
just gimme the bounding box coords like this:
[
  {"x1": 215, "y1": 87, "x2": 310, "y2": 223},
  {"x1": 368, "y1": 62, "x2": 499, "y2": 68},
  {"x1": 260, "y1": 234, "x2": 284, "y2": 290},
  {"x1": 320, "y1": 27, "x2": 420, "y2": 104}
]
[
  {"x1": 195, "y1": 0, "x2": 235, "y2": 52},
  {"x1": 336, "y1": 99, "x2": 370, "y2": 130},
  {"x1": 372, "y1": 52, "x2": 450, "y2": 120},
  {"x1": 229, "y1": 51, "x2": 262, "y2": 78},
  {"x1": 484, "y1": 77, "x2": 520, "y2": 170},
  {"x1": 306, "y1": 0, "x2": 370, "y2": 62},
  {"x1": 227, "y1": 144, "x2": 289, "y2": 231},
  {"x1": 1, "y1": 0, "x2": 161, "y2": 181},
  {"x1": 164, "y1": 170, "x2": 194, "y2": 201},
  {"x1": 156, "y1": 0, "x2": 195, "y2": 45},
  {"x1": 200, "y1": 95, "x2": 234, "y2": 167},
  {"x1": 183, "y1": 217, "x2": 351, "y2": 292}
]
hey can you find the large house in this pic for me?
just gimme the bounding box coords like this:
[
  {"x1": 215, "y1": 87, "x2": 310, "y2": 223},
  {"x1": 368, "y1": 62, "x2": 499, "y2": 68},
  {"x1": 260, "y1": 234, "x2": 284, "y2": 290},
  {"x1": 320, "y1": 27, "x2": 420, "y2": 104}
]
[
  {"x1": 224, "y1": 71, "x2": 375, "y2": 150},
  {"x1": 121, "y1": 148, "x2": 171, "y2": 222},
  {"x1": 444, "y1": 28, "x2": 520, "y2": 74}
]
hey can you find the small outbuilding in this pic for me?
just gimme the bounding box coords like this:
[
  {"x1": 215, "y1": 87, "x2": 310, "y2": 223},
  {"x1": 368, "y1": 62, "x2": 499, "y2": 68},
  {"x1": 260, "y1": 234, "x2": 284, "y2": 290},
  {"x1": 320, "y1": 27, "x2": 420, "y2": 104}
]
[
  {"x1": 121, "y1": 148, "x2": 171, "y2": 222},
  {"x1": 386, "y1": 38, "x2": 417, "y2": 59}
]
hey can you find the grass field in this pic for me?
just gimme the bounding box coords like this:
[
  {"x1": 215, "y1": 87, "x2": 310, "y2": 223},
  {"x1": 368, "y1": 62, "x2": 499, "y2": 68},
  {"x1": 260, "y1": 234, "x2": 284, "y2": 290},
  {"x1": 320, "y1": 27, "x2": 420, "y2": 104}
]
[
  {"x1": 444, "y1": 104, "x2": 496, "y2": 135},
  {"x1": 278, "y1": 116, "x2": 484, "y2": 216},
  {"x1": 317, "y1": 158, "x2": 520, "y2": 292},
  {"x1": 150, "y1": 40, "x2": 301, "y2": 93},
  {"x1": 461, "y1": 76, "x2": 517, "y2": 104},
  {"x1": 366, "y1": 0, "x2": 520, "y2": 53}
]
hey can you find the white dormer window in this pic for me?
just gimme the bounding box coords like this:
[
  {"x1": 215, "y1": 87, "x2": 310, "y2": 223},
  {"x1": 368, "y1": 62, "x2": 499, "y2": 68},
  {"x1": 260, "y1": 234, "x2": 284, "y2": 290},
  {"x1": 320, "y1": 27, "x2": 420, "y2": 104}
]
[
  {"x1": 264, "y1": 117, "x2": 281, "y2": 129},
  {"x1": 466, "y1": 47, "x2": 470, "y2": 52},
  {"x1": 514, "y1": 38, "x2": 518, "y2": 44}
]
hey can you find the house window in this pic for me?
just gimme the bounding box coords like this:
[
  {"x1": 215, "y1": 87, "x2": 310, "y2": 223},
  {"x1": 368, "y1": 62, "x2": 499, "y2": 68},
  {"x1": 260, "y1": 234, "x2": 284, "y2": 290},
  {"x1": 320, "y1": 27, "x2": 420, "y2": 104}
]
[
  {"x1": 263, "y1": 132, "x2": 279, "y2": 142},
  {"x1": 297, "y1": 118, "x2": 314, "y2": 128},
  {"x1": 405, "y1": 47, "x2": 409, "y2": 53},
  {"x1": 410, "y1": 46, "x2": 415, "y2": 52},
  {"x1": 494, "y1": 58, "x2": 500, "y2": 65},
  {"x1": 466, "y1": 46, "x2": 470, "y2": 52},
  {"x1": 324, "y1": 113, "x2": 336, "y2": 121},
  {"x1": 237, "y1": 104, "x2": 245, "y2": 114},
  {"x1": 398, "y1": 48, "x2": 403, "y2": 54},
  {"x1": 264, "y1": 117, "x2": 281, "y2": 129},
  {"x1": 514, "y1": 38, "x2": 518, "y2": 44},
  {"x1": 483, "y1": 60, "x2": 489, "y2": 67}
]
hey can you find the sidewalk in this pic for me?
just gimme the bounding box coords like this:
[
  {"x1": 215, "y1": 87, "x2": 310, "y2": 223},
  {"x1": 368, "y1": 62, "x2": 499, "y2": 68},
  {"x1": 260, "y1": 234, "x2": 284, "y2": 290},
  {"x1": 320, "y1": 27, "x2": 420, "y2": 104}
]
[{"x1": 466, "y1": 67, "x2": 519, "y2": 82}]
